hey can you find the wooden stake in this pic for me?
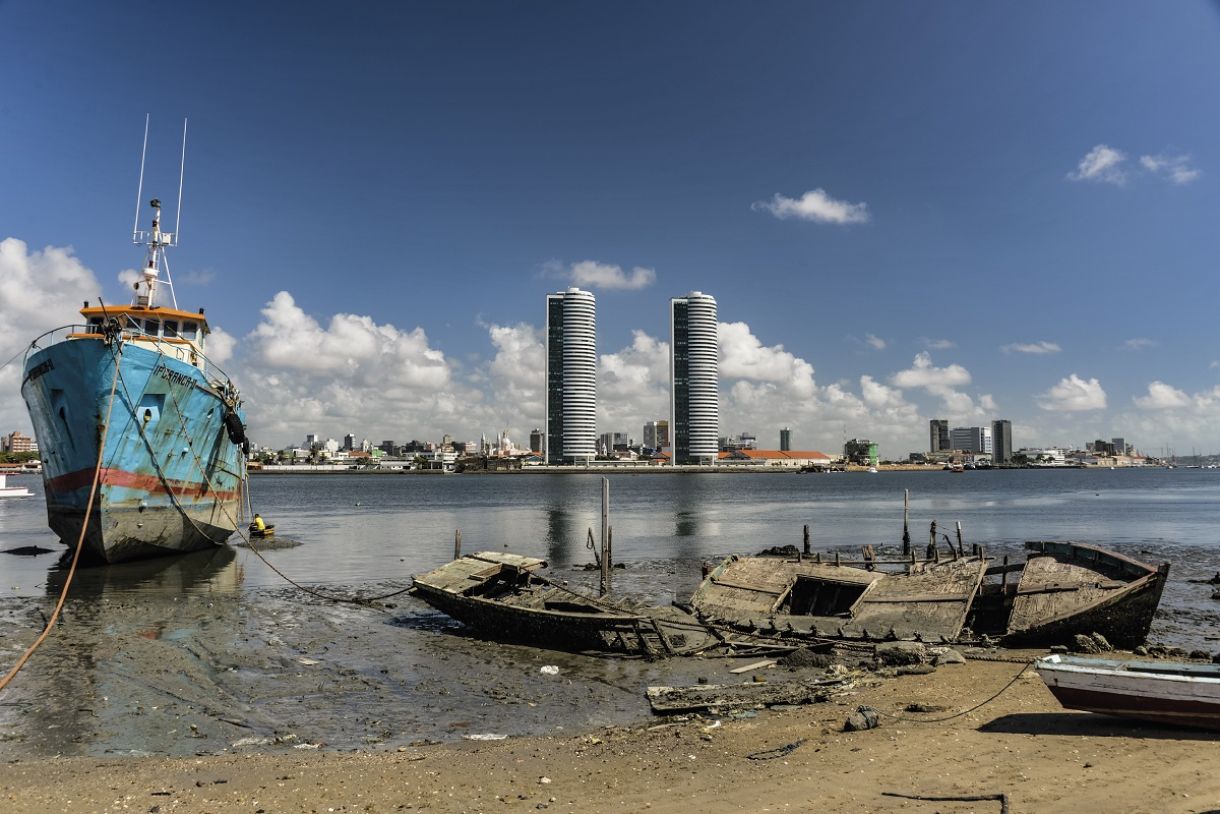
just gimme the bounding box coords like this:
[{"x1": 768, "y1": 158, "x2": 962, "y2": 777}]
[
  {"x1": 902, "y1": 489, "x2": 911, "y2": 556},
  {"x1": 955, "y1": 521, "x2": 964, "y2": 555},
  {"x1": 803, "y1": 524, "x2": 811, "y2": 555},
  {"x1": 454, "y1": 529, "x2": 462, "y2": 559},
  {"x1": 600, "y1": 477, "x2": 610, "y2": 596}
]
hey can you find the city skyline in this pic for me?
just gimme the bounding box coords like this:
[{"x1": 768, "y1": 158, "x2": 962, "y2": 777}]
[{"x1": 2, "y1": 4, "x2": 1219, "y2": 455}]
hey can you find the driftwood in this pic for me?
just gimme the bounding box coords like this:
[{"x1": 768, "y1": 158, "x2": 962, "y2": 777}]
[
  {"x1": 882, "y1": 791, "x2": 1009, "y2": 814},
  {"x1": 646, "y1": 677, "x2": 850, "y2": 713}
]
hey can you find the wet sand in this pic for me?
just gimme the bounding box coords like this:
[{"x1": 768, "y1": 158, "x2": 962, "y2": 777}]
[{"x1": 5, "y1": 658, "x2": 1220, "y2": 813}]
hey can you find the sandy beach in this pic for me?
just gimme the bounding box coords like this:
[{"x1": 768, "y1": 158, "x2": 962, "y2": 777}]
[{"x1": 5, "y1": 656, "x2": 1220, "y2": 814}]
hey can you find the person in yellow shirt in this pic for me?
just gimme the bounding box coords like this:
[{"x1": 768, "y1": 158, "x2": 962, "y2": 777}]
[{"x1": 251, "y1": 513, "x2": 266, "y2": 532}]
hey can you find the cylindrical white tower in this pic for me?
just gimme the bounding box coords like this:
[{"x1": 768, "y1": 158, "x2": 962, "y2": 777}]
[
  {"x1": 544, "y1": 287, "x2": 597, "y2": 464},
  {"x1": 671, "y1": 291, "x2": 719, "y2": 465}
]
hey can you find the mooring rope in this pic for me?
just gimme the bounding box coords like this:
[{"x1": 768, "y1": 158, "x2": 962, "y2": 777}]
[
  {"x1": 0, "y1": 345, "x2": 123, "y2": 693},
  {"x1": 156, "y1": 369, "x2": 410, "y2": 606},
  {"x1": 872, "y1": 658, "x2": 1035, "y2": 723}
]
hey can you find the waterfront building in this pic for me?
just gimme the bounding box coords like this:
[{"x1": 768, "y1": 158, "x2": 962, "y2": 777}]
[
  {"x1": 1, "y1": 431, "x2": 37, "y2": 453},
  {"x1": 545, "y1": 288, "x2": 597, "y2": 464},
  {"x1": 720, "y1": 449, "x2": 832, "y2": 469},
  {"x1": 305, "y1": 433, "x2": 319, "y2": 450},
  {"x1": 343, "y1": 433, "x2": 356, "y2": 451},
  {"x1": 844, "y1": 438, "x2": 877, "y2": 466},
  {"x1": 1112, "y1": 436, "x2": 1127, "y2": 456},
  {"x1": 670, "y1": 292, "x2": 719, "y2": 466},
  {"x1": 529, "y1": 428, "x2": 544, "y2": 454},
  {"x1": 599, "y1": 432, "x2": 628, "y2": 455},
  {"x1": 950, "y1": 426, "x2": 992, "y2": 454},
  {"x1": 992, "y1": 420, "x2": 1013, "y2": 464},
  {"x1": 656, "y1": 419, "x2": 669, "y2": 450},
  {"x1": 780, "y1": 427, "x2": 791, "y2": 451},
  {"x1": 929, "y1": 419, "x2": 950, "y2": 453}
]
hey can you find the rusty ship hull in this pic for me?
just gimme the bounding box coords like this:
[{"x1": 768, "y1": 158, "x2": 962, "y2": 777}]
[{"x1": 21, "y1": 335, "x2": 245, "y2": 563}]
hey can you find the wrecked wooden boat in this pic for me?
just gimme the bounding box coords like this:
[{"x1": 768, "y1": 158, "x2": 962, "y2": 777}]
[
  {"x1": 1036, "y1": 654, "x2": 1220, "y2": 731},
  {"x1": 689, "y1": 541, "x2": 1168, "y2": 648},
  {"x1": 972, "y1": 541, "x2": 1168, "y2": 649},
  {"x1": 409, "y1": 551, "x2": 720, "y2": 658}
]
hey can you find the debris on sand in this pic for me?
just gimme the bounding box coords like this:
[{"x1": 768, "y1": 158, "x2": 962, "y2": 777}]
[{"x1": 646, "y1": 677, "x2": 853, "y2": 714}]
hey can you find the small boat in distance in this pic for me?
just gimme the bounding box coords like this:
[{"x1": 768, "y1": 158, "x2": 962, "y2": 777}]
[
  {"x1": 0, "y1": 472, "x2": 33, "y2": 498},
  {"x1": 1036, "y1": 654, "x2": 1220, "y2": 731},
  {"x1": 20, "y1": 122, "x2": 249, "y2": 563}
]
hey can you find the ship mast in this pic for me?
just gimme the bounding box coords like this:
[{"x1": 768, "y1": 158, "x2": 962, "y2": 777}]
[{"x1": 130, "y1": 116, "x2": 187, "y2": 310}]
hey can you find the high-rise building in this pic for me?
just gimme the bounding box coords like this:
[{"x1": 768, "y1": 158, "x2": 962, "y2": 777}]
[
  {"x1": 670, "y1": 292, "x2": 719, "y2": 465},
  {"x1": 343, "y1": 433, "x2": 356, "y2": 451},
  {"x1": 950, "y1": 426, "x2": 992, "y2": 454},
  {"x1": 545, "y1": 288, "x2": 597, "y2": 464},
  {"x1": 992, "y1": 420, "x2": 1013, "y2": 464},
  {"x1": 529, "y1": 428, "x2": 544, "y2": 454},
  {"x1": 780, "y1": 427, "x2": 792, "y2": 452},
  {"x1": 643, "y1": 420, "x2": 665, "y2": 451},
  {"x1": 929, "y1": 420, "x2": 949, "y2": 453},
  {"x1": 656, "y1": 419, "x2": 670, "y2": 450},
  {"x1": 1111, "y1": 437, "x2": 1127, "y2": 456}
]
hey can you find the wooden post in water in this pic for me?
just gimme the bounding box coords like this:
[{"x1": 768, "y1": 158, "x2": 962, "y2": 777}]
[
  {"x1": 955, "y1": 521, "x2": 964, "y2": 556},
  {"x1": 1001, "y1": 554, "x2": 1009, "y2": 593},
  {"x1": 902, "y1": 489, "x2": 911, "y2": 556},
  {"x1": 600, "y1": 477, "x2": 610, "y2": 596},
  {"x1": 803, "y1": 524, "x2": 811, "y2": 556},
  {"x1": 927, "y1": 520, "x2": 937, "y2": 561},
  {"x1": 454, "y1": 529, "x2": 462, "y2": 560}
]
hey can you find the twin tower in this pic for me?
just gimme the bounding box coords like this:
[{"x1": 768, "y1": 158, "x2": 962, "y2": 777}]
[{"x1": 544, "y1": 288, "x2": 719, "y2": 466}]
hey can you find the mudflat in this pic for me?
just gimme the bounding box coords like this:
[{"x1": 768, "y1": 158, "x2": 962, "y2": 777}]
[{"x1": 5, "y1": 659, "x2": 1219, "y2": 814}]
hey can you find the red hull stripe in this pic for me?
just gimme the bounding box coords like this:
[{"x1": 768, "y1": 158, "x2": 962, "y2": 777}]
[{"x1": 45, "y1": 467, "x2": 242, "y2": 501}]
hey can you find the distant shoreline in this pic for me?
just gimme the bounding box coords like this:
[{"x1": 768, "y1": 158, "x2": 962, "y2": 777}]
[{"x1": 246, "y1": 463, "x2": 1114, "y2": 475}]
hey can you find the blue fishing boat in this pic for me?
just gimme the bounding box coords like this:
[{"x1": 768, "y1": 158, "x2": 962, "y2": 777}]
[{"x1": 20, "y1": 128, "x2": 248, "y2": 563}]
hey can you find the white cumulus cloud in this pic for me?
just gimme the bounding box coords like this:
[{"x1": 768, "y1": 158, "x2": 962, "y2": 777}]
[
  {"x1": 241, "y1": 292, "x2": 462, "y2": 444},
  {"x1": 1037, "y1": 374, "x2": 1107, "y2": 412},
  {"x1": 568, "y1": 260, "x2": 656, "y2": 291},
  {"x1": 0, "y1": 238, "x2": 104, "y2": 432},
  {"x1": 752, "y1": 188, "x2": 871, "y2": 224},
  {"x1": 890, "y1": 352, "x2": 988, "y2": 420},
  {"x1": 1140, "y1": 153, "x2": 1200, "y2": 185},
  {"x1": 719, "y1": 321, "x2": 815, "y2": 398},
  {"x1": 864, "y1": 333, "x2": 886, "y2": 351},
  {"x1": 1001, "y1": 341, "x2": 1061, "y2": 355},
  {"x1": 598, "y1": 331, "x2": 671, "y2": 431},
  {"x1": 1068, "y1": 144, "x2": 1128, "y2": 185},
  {"x1": 1122, "y1": 338, "x2": 1156, "y2": 351},
  {"x1": 1133, "y1": 381, "x2": 1191, "y2": 410}
]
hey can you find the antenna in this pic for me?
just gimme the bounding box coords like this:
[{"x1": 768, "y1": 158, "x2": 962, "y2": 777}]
[
  {"x1": 174, "y1": 118, "x2": 187, "y2": 242},
  {"x1": 132, "y1": 114, "x2": 150, "y2": 239}
]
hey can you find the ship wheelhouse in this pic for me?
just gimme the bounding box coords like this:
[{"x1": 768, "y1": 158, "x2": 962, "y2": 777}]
[{"x1": 75, "y1": 305, "x2": 211, "y2": 371}]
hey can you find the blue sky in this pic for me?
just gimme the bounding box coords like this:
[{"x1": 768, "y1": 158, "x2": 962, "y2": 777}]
[{"x1": 2, "y1": 1, "x2": 1219, "y2": 455}]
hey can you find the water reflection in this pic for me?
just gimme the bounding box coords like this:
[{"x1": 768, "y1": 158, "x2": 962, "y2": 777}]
[
  {"x1": 45, "y1": 545, "x2": 241, "y2": 598},
  {"x1": 4, "y1": 547, "x2": 245, "y2": 756}
]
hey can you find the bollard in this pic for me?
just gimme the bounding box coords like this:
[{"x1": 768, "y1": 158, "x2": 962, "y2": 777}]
[{"x1": 803, "y1": 524, "x2": 811, "y2": 555}]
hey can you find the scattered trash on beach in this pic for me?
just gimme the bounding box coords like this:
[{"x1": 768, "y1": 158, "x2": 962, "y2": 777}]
[{"x1": 540, "y1": 665, "x2": 560, "y2": 675}]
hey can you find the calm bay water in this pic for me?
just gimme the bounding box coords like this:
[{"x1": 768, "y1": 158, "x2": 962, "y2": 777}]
[{"x1": 3, "y1": 468, "x2": 1220, "y2": 599}]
